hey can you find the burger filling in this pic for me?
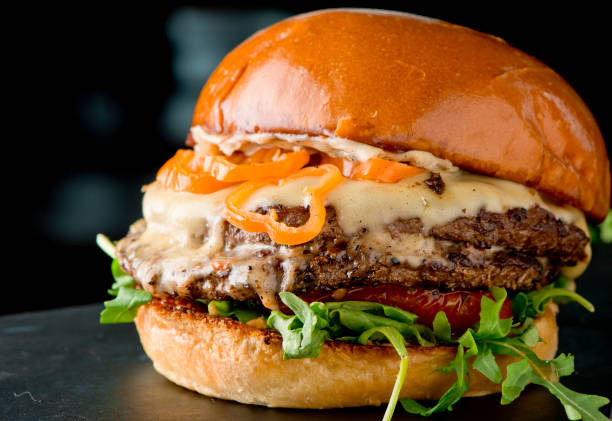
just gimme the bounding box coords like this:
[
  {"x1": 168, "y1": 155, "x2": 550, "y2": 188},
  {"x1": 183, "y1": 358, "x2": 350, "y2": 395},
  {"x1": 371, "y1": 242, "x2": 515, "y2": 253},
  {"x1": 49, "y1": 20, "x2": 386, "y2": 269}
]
[
  {"x1": 98, "y1": 133, "x2": 610, "y2": 420},
  {"x1": 115, "y1": 146, "x2": 590, "y2": 312}
]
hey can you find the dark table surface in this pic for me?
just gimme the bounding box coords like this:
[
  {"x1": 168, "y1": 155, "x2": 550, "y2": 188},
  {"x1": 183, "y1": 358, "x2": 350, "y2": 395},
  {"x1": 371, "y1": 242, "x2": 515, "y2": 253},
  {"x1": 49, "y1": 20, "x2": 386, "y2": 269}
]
[{"x1": 2, "y1": 244, "x2": 612, "y2": 421}]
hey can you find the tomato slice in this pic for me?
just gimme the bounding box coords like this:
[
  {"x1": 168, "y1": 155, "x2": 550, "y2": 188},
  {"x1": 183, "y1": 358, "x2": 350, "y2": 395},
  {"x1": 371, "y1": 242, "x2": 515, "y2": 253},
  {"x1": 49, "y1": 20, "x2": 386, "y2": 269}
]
[{"x1": 294, "y1": 285, "x2": 513, "y2": 333}]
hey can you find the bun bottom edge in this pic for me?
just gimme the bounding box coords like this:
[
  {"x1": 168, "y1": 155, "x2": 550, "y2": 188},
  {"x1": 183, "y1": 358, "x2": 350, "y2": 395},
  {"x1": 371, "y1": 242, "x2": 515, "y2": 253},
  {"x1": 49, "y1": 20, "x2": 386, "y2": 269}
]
[{"x1": 134, "y1": 300, "x2": 558, "y2": 409}]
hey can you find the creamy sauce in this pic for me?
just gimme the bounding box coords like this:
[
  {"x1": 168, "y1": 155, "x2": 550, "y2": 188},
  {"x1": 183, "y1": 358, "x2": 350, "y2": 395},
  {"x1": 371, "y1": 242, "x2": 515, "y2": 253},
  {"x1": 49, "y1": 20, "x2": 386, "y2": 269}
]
[{"x1": 191, "y1": 127, "x2": 455, "y2": 172}]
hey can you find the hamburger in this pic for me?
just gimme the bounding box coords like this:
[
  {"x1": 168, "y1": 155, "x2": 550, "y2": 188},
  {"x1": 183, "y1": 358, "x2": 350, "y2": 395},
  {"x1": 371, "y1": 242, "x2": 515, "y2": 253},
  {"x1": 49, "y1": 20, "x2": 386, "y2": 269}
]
[{"x1": 97, "y1": 9, "x2": 611, "y2": 420}]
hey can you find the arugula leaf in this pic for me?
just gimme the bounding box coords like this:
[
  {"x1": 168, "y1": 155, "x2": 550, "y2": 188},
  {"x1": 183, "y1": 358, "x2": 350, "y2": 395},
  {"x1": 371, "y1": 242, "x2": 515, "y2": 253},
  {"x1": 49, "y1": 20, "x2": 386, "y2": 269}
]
[
  {"x1": 487, "y1": 337, "x2": 609, "y2": 421},
  {"x1": 512, "y1": 278, "x2": 595, "y2": 326},
  {"x1": 410, "y1": 286, "x2": 609, "y2": 421},
  {"x1": 330, "y1": 308, "x2": 380, "y2": 332},
  {"x1": 267, "y1": 293, "x2": 330, "y2": 359},
  {"x1": 501, "y1": 359, "x2": 532, "y2": 404},
  {"x1": 457, "y1": 330, "x2": 478, "y2": 356},
  {"x1": 404, "y1": 324, "x2": 436, "y2": 347},
  {"x1": 474, "y1": 286, "x2": 512, "y2": 338},
  {"x1": 401, "y1": 344, "x2": 469, "y2": 416},
  {"x1": 329, "y1": 308, "x2": 435, "y2": 346},
  {"x1": 587, "y1": 224, "x2": 600, "y2": 244},
  {"x1": 280, "y1": 292, "x2": 329, "y2": 329},
  {"x1": 530, "y1": 377, "x2": 610, "y2": 421},
  {"x1": 266, "y1": 311, "x2": 306, "y2": 358},
  {"x1": 528, "y1": 287, "x2": 595, "y2": 315},
  {"x1": 357, "y1": 326, "x2": 408, "y2": 357},
  {"x1": 203, "y1": 300, "x2": 261, "y2": 324},
  {"x1": 432, "y1": 311, "x2": 451, "y2": 342},
  {"x1": 588, "y1": 210, "x2": 612, "y2": 244},
  {"x1": 99, "y1": 255, "x2": 152, "y2": 323},
  {"x1": 551, "y1": 354, "x2": 575, "y2": 378},
  {"x1": 473, "y1": 344, "x2": 502, "y2": 383},
  {"x1": 519, "y1": 324, "x2": 540, "y2": 348},
  {"x1": 279, "y1": 293, "x2": 330, "y2": 353},
  {"x1": 598, "y1": 210, "x2": 612, "y2": 243},
  {"x1": 357, "y1": 327, "x2": 408, "y2": 421},
  {"x1": 107, "y1": 259, "x2": 136, "y2": 295},
  {"x1": 326, "y1": 301, "x2": 418, "y2": 324},
  {"x1": 511, "y1": 292, "x2": 529, "y2": 324},
  {"x1": 100, "y1": 286, "x2": 152, "y2": 323}
]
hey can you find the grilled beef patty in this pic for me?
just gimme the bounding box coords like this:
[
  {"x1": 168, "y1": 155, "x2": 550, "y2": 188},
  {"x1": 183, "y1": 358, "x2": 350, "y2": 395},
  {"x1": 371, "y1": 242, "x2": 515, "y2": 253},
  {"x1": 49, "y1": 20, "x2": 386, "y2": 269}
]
[{"x1": 116, "y1": 204, "x2": 588, "y2": 307}]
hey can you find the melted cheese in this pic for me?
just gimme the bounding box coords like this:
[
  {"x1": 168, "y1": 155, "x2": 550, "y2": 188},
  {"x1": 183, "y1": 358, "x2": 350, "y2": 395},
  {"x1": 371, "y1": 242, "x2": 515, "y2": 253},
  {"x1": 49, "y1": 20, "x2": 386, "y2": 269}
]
[
  {"x1": 141, "y1": 184, "x2": 230, "y2": 251},
  {"x1": 139, "y1": 161, "x2": 589, "y2": 293},
  {"x1": 127, "y1": 138, "x2": 591, "y2": 307},
  {"x1": 240, "y1": 169, "x2": 585, "y2": 236}
]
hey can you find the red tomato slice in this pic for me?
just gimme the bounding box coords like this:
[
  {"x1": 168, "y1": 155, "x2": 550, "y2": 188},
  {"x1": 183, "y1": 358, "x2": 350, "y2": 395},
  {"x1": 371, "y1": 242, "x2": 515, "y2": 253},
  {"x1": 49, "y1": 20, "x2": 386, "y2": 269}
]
[{"x1": 295, "y1": 285, "x2": 513, "y2": 333}]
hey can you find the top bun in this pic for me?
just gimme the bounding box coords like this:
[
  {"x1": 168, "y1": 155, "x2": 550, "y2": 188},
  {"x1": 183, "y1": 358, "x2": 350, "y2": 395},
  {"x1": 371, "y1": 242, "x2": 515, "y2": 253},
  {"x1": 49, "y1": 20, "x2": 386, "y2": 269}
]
[{"x1": 192, "y1": 9, "x2": 610, "y2": 221}]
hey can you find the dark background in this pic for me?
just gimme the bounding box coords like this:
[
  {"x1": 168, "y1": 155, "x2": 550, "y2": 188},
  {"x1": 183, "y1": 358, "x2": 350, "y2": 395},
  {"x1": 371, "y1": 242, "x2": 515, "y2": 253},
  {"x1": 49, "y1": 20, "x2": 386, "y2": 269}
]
[{"x1": 9, "y1": 3, "x2": 611, "y2": 316}]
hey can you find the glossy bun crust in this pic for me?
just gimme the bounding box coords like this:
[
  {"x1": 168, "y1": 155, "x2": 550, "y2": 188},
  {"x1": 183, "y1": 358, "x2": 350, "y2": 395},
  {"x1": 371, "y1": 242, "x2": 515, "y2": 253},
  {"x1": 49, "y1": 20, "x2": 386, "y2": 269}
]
[
  {"x1": 134, "y1": 301, "x2": 558, "y2": 408},
  {"x1": 192, "y1": 9, "x2": 609, "y2": 220}
]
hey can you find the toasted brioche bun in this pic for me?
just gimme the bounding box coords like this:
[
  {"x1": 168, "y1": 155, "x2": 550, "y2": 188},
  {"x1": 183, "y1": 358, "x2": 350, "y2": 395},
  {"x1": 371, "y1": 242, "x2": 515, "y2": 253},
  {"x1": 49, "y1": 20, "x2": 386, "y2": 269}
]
[
  {"x1": 134, "y1": 300, "x2": 558, "y2": 408},
  {"x1": 192, "y1": 9, "x2": 609, "y2": 221}
]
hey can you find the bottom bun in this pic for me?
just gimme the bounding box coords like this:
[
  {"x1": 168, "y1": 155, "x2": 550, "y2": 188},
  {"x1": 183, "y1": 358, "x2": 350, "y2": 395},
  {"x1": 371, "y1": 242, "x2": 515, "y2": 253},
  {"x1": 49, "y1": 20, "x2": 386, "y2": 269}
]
[{"x1": 134, "y1": 300, "x2": 558, "y2": 409}]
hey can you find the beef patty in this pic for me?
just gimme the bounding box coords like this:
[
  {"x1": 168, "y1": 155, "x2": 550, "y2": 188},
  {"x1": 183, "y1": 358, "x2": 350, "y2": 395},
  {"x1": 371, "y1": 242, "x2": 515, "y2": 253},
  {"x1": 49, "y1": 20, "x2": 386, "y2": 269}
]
[{"x1": 116, "y1": 205, "x2": 588, "y2": 306}]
